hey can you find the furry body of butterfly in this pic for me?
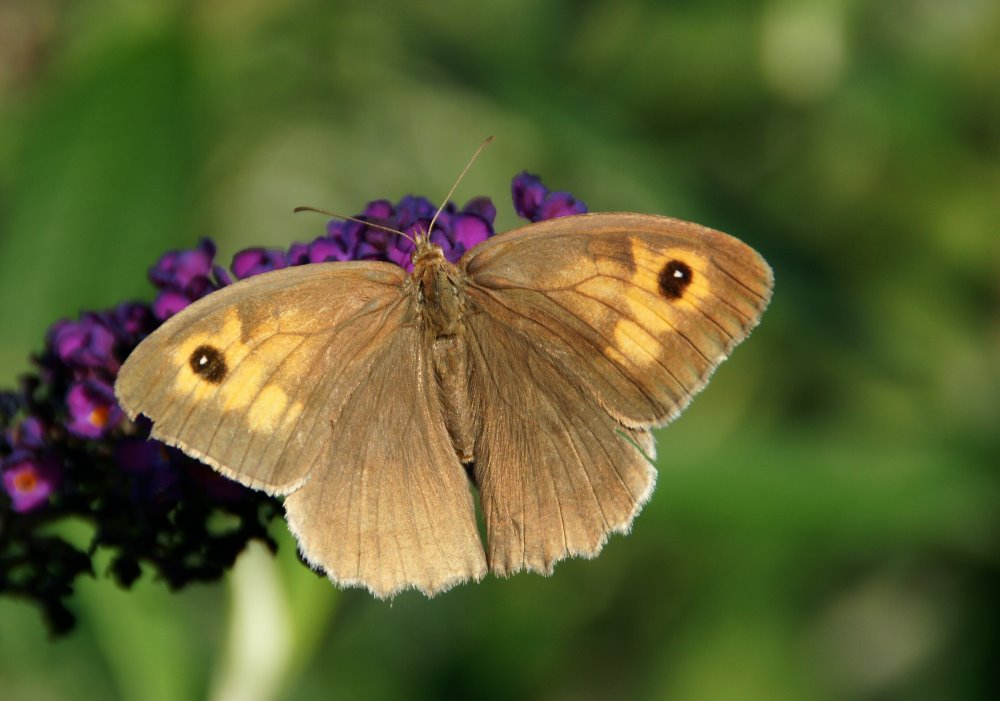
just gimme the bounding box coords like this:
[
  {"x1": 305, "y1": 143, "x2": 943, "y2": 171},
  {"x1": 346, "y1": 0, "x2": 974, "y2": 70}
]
[{"x1": 115, "y1": 213, "x2": 773, "y2": 598}]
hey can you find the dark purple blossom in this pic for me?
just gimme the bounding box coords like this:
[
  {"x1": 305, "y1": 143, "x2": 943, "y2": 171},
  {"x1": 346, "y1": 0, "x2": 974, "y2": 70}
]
[
  {"x1": 149, "y1": 237, "x2": 216, "y2": 290},
  {"x1": 287, "y1": 235, "x2": 350, "y2": 264},
  {"x1": 152, "y1": 289, "x2": 194, "y2": 320},
  {"x1": 48, "y1": 314, "x2": 117, "y2": 372},
  {"x1": 296, "y1": 193, "x2": 499, "y2": 272},
  {"x1": 66, "y1": 380, "x2": 124, "y2": 439},
  {"x1": 115, "y1": 438, "x2": 180, "y2": 500},
  {"x1": 395, "y1": 194, "x2": 437, "y2": 227},
  {"x1": 450, "y1": 215, "x2": 492, "y2": 254},
  {"x1": 149, "y1": 238, "x2": 226, "y2": 321},
  {"x1": 358, "y1": 199, "x2": 390, "y2": 218},
  {"x1": 2, "y1": 451, "x2": 61, "y2": 512},
  {"x1": 512, "y1": 171, "x2": 588, "y2": 222},
  {"x1": 6, "y1": 415, "x2": 46, "y2": 451},
  {"x1": 461, "y1": 196, "x2": 497, "y2": 224},
  {"x1": 212, "y1": 265, "x2": 234, "y2": 287},
  {"x1": 232, "y1": 248, "x2": 289, "y2": 280},
  {"x1": 106, "y1": 302, "x2": 158, "y2": 345},
  {"x1": 0, "y1": 391, "x2": 21, "y2": 425}
]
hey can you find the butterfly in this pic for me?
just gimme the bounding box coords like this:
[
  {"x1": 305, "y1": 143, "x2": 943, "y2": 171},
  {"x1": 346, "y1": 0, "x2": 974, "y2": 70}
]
[{"x1": 115, "y1": 209, "x2": 773, "y2": 598}]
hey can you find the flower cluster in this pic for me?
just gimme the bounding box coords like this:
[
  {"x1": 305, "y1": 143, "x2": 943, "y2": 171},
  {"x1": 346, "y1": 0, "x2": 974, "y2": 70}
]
[
  {"x1": 0, "y1": 172, "x2": 586, "y2": 633},
  {"x1": 511, "y1": 171, "x2": 588, "y2": 222}
]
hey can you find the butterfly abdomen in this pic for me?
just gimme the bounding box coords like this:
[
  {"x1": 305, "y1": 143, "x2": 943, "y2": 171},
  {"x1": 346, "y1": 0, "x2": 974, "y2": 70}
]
[{"x1": 432, "y1": 335, "x2": 476, "y2": 463}]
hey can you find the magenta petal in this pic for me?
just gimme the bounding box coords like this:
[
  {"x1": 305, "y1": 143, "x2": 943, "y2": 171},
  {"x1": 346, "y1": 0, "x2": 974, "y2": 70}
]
[
  {"x1": 462, "y1": 197, "x2": 497, "y2": 225},
  {"x1": 539, "y1": 191, "x2": 588, "y2": 220},
  {"x1": 511, "y1": 171, "x2": 547, "y2": 220},
  {"x1": 232, "y1": 248, "x2": 288, "y2": 279},
  {"x1": 308, "y1": 237, "x2": 348, "y2": 263},
  {"x1": 49, "y1": 316, "x2": 116, "y2": 368},
  {"x1": 153, "y1": 289, "x2": 191, "y2": 320},
  {"x1": 429, "y1": 229, "x2": 452, "y2": 251},
  {"x1": 286, "y1": 242, "x2": 311, "y2": 265},
  {"x1": 150, "y1": 238, "x2": 216, "y2": 289},
  {"x1": 212, "y1": 265, "x2": 233, "y2": 287},
  {"x1": 7, "y1": 416, "x2": 46, "y2": 451},
  {"x1": 387, "y1": 244, "x2": 414, "y2": 271},
  {"x1": 2, "y1": 453, "x2": 61, "y2": 512},
  {"x1": 66, "y1": 381, "x2": 123, "y2": 439},
  {"x1": 451, "y1": 215, "x2": 490, "y2": 250},
  {"x1": 110, "y1": 303, "x2": 156, "y2": 341},
  {"x1": 395, "y1": 195, "x2": 436, "y2": 226},
  {"x1": 362, "y1": 199, "x2": 394, "y2": 219}
]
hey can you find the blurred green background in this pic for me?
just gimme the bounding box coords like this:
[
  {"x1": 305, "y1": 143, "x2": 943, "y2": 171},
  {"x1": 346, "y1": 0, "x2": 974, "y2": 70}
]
[{"x1": 1, "y1": 0, "x2": 998, "y2": 699}]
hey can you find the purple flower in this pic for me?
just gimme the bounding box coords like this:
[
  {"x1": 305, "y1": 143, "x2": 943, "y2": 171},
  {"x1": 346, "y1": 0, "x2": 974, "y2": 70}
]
[
  {"x1": 387, "y1": 237, "x2": 417, "y2": 269},
  {"x1": 362, "y1": 199, "x2": 393, "y2": 219},
  {"x1": 149, "y1": 237, "x2": 216, "y2": 290},
  {"x1": 152, "y1": 275, "x2": 220, "y2": 320},
  {"x1": 461, "y1": 196, "x2": 497, "y2": 224},
  {"x1": 512, "y1": 171, "x2": 588, "y2": 222},
  {"x1": 212, "y1": 265, "x2": 233, "y2": 287},
  {"x1": 152, "y1": 289, "x2": 194, "y2": 320},
  {"x1": 232, "y1": 248, "x2": 289, "y2": 280},
  {"x1": 2, "y1": 451, "x2": 61, "y2": 512},
  {"x1": 450, "y1": 214, "x2": 491, "y2": 255},
  {"x1": 48, "y1": 314, "x2": 117, "y2": 371},
  {"x1": 7, "y1": 415, "x2": 46, "y2": 451},
  {"x1": 116, "y1": 438, "x2": 170, "y2": 473},
  {"x1": 149, "y1": 238, "x2": 225, "y2": 320},
  {"x1": 105, "y1": 303, "x2": 157, "y2": 345},
  {"x1": 300, "y1": 236, "x2": 351, "y2": 264},
  {"x1": 295, "y1": 194, "x2": 496, "y2": 273},
  {"x1": 115, "y1": 439, "x2": 180, "y2": 498},
  {"x1": 66, "y1": 380, "x2": 123, "y2": 439},
  {"x1": 395, "y1": 194, "x2": 437, "y2": 228}
]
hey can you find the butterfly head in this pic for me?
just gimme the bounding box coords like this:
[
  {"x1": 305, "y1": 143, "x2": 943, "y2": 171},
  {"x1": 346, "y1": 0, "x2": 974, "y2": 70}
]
[
  {"x1": 408, "y1": 228, "x2": 465, "y2": 336},
  {"x1": 410, "y1": 228, "x2": 448, "y2": 274}
]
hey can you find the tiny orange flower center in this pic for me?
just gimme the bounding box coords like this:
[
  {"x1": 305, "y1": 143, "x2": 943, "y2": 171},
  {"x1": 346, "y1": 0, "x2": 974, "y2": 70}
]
[
  {"x1": 13, "y1": 471, "x2": 39, "y2": 492},
  {"x1": 89, "y1": 405, "x2": 111, "y2": 428}
]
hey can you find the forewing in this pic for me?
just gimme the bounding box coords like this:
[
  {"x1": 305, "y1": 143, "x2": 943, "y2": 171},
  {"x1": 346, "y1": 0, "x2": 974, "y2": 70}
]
[
  {"x1": 462, "y1": 213, "x2": 773, "y2": 428},
  {"x1": 283, "y1": 322, "x2": 487, "y2": 597},
  {"x1": 115, "y1": 262, "x2": 407, "y2": 494}
]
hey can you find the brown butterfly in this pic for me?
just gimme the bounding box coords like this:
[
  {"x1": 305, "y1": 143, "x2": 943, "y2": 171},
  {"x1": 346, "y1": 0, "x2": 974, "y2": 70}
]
[{"x1": 115, "y1": 207, "x2": 772, "y2": 598}]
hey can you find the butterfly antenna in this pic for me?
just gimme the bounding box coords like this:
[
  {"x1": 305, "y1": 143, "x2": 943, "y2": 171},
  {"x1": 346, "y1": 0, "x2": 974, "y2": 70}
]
[
  {"x1": 425, "y1": 135, "x2": 495, "y2": 240},
  {"x1": 293, "y1": 206, "x2": 417, "y2": 245}
]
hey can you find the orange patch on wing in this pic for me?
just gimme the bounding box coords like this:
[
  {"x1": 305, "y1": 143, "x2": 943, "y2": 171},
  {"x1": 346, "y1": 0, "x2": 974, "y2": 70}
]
[{"x1": 248, "y1": 385, "x2": 288, "y2": 432}]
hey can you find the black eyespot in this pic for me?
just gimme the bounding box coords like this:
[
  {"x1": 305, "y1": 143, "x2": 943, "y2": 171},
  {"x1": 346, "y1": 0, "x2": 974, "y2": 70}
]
[
  {"x1": 189, "y1": 345, "x2": 227, "y2": 384},
  {"x1": 658, "y1": 259, "x2": 693, "y2": 300}
]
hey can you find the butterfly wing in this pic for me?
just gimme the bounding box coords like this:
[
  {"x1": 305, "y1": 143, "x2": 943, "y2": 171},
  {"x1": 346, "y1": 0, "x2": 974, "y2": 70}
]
[
  {"x1": 463, "y1": 212, "x2": 773, "y2": 428},
  {"x1": 283, "y1": 320, "x2": 487, "y2": 597},
  {"x1": 116, "y1": 262, "x2": 486, "y2": 596},
  {"x1": 461, "y1": 212, "x2": 772, "y2": 572},
  {"x1": 463, "y1": 311, "x2": 656, "y2": 575},
  {"x1": 116, "y1": 262, "x2": 407, "y2": 494}
]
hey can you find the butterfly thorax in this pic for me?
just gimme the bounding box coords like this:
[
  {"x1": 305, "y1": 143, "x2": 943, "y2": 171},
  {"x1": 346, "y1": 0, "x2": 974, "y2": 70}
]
[{"x1": 411, "y1": 238, "x2": 467, "y2": 338}]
